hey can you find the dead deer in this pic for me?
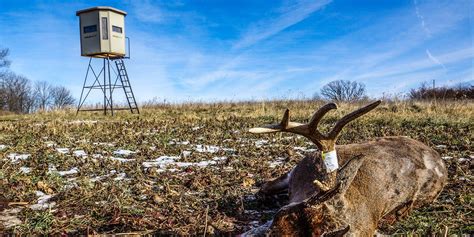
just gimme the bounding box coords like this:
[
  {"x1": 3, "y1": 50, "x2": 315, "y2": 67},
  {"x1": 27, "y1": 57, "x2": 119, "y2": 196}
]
[{"x1": 245, "y1": 101, "x2": 447, "y2": 236}]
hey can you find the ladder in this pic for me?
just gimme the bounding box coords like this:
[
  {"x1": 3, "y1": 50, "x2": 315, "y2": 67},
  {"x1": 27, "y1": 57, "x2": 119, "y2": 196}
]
[{"x1": 115, "y1": 59, "x2": 139, "y2": 114}]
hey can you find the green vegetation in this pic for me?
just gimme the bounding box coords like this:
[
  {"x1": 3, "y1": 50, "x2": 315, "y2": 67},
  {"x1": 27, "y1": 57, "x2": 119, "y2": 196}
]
[{"x1": 0, "y1": 100, "x2": 472, "y2": 235}]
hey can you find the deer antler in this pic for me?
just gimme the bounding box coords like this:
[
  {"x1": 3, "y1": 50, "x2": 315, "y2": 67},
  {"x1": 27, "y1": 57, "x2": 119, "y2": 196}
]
[{"x1": 249, "y1": 100, "x2": 382, "y2": 152}]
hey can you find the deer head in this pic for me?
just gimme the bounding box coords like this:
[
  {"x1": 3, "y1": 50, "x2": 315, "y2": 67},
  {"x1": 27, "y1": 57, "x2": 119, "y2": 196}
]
[{"x1": 268, "y1": 154, "x2": 366, "y2": 236}]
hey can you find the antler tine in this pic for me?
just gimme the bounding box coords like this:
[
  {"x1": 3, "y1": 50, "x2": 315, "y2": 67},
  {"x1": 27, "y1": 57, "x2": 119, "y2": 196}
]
[
  {"x1": 328, "y1": 100, "x2": 382, "y2": 139},
  {"x1": 308, "y1": 103, "x2": 338, "y2": 132},
  {"x1": 280, "y1": 109, "x2": 290, "y2": 129},
  {"x1": 249, "y1": 108, "x2": 293, "y2": 134}
]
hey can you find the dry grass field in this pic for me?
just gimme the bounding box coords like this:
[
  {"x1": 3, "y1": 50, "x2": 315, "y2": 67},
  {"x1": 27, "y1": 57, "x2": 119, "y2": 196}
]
[{"x1": 0, "y1": 100, "x2": 472, "y2": 235}]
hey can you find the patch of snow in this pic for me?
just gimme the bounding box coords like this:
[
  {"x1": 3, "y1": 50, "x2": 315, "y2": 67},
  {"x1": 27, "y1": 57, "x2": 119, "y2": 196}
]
[
  {"x1": 459, "y1": 157, "x2": 470, "y2": 163},
  {"x1": 90, "y1": 175, "x2": 106, "y2": 182},
  {"x1": 268, "y1": 161, "x2": 283, "y2": 168},
  {"x1": 30, "y1": 191, "x2": 55, "y2": 210},
  {"x1": 7, "y1": 153, "x2": 30, "y2": 163},
  {"x1": 94, "y1": 201, "x2": 108, "y2": 205},
  {"x1": 213, "y1": 156, "x2": 227, "y2": 161},
  {"x1": 44, "y1": 141, "x2": 56, "y2": 147},
  {"x1": 195, "y1": 160, "x2": 217, "y2": 167},
  {"x1": 142, "y1": 156, "x2": 180, "y2": 168},
  {"x1": 222, "y1": 147, "x2": 235, "y2": 152},
  {"x1": 92, "y1": 142, "x2": 115, "y2": 147},
  {"x1": 0, "y1": 144, "x2": 7, "y2": 150},
  {"x1": 169, "y1": 140, "x2": 190, "y2": 145},
  {"x1": 73, "y1": 150, "x2": 87, "y2": 157},
  {"x1": 113, "y1": 149, "x2": 136, "y2": 156},
  {"x1": 63, "y1": 183, "x2": 78, "y2": 189},
  {"x1": 268, "y1": 157, "x2": 286, "y2": 168},
  {"x1": 181, "y1": 150, "x2": 192, "y2": 157},
  {"x1": 441, "y1": 156, "x2": 453, "y2": 160},
  {"x1": 58, "y1": 167, "x2": 79, "y2": 176},
  {"x1": 174, "y1": 162, "x2": 194, "y2": 167},
  {"x1": 142, "y1": 155, "x2": 226, "y2": 169},
  {"x1": 90, "y1": 170, "x2": 116, "y2": 182},
  {"x1": 113, "y1": 172, "x2": 127, "y2": 181},
  {"x1": 195, "y1": 145, "x2": 220, "y2": 153},
  {"x1": 192, "y1": 126, "x2": 202, "y2": 131},
  {"x1": 435, "y1": 145, "x2": 447, "y2": 149},
  {"x1": 255, "y1": 140, "x2": 268, "y2": 148},
  {"x1": 110, "y1": 157, "x2": 136, "y2": 162},
  {"x1": 50, "y1": 167, "x2": 79, "y2": 176},
  {"x1": 293, "y1": 147, "x2": 318, "y2": 152},
  {"x1": 48, "y1": 164, "x2": 57, "y2": 172},
  {"x1": 68, "y1": 120, "x2": 98, "y2": 124},
  {"x1": 19, "y1": 167, "x2": 31, "y2": 174},
  {"x1": 56, "y1": 148, "x2": 69, "y2": 154}
]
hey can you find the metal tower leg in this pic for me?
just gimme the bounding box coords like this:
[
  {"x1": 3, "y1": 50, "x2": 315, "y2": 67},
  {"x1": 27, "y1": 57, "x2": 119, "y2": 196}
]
[{"x1": 77, "y1": 57, "x2": 139, "y2": 115}]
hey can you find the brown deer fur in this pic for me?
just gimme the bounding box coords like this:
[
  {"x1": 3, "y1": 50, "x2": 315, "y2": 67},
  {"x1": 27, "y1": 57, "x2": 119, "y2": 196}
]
[{"x1": 246, "y1": 101, "x2": 447, "y2": 236}]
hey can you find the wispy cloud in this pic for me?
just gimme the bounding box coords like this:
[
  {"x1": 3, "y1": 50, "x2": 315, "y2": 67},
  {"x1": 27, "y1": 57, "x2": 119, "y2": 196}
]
[
  {"x1": 413, "y1": 0, "x2": 431, "y2": 37},
  {"x1": 353, "y1": 48, "x2": 472, "y2": 81},
  {"x1": 128, "y1": 0, "x2": 186, "y2": 23},
  {"x1": 130, "y1": 0, "x2": 165, "y2": 23},
  {"x1": 425, "y1": 49, "x2": 447, "y2": 70},
  {"x1": 233, "y1": 0, "x2": 332, "y2": 49}
]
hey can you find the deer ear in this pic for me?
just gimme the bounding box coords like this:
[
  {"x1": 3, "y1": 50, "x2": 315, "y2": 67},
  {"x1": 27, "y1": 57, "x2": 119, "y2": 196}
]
[
  {"x1": 335, "y1": 154, "x2": 366, "y2": 194},
  {"x1": 323, "y1": 225, "x2": 350, "y2": 237}
]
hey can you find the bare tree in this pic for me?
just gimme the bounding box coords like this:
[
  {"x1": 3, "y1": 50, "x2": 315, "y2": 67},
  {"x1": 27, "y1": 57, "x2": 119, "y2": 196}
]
[
  {"x1": 0, "y1": 72, "x2": 34, "y2": 113},
  {"x1": 320, "y1": 80, "x2": 367, "y2": 102},
  {"x1": 0, "y1": 48, "x2": 10, "y2": 81},
  {"x1": 33, "y1": 81, "x2": 53, "y2": 110},
  {"x1": 0, "y1": 48, "x2": 75, "y2": 113},
  {"x1": 51, "y1": 86, "x2": 75, "y2": 109},
  {"x1": 0, "y1": 48, "x2": 10, "y2": 69}
]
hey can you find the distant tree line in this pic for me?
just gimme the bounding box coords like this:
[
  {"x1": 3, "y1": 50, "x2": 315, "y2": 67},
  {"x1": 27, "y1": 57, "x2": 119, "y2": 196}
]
[
  {"x1": 0, "y1": 48, "x2": 75, "y2": 113},
  {"x1": 409, "y1": 81, "x2": 474, "y2": 100},
  {"x1": 315, "y1": 79, "x2": 472, "y2": 102}
]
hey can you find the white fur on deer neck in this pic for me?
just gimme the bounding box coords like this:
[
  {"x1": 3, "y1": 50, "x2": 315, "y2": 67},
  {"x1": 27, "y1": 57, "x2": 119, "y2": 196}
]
[{"x1": 322, "y1": 150, "x2": 338, "y2": 172}]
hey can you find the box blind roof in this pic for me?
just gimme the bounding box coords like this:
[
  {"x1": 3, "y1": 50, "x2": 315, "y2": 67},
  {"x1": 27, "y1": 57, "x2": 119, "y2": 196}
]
[{"x1": 76, "y1": 6, "x2": 127, "y2": 16}]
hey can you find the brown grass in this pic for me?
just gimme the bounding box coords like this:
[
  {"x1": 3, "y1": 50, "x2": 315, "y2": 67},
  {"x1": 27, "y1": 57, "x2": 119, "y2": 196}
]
[{"x1": 0, "y1": 100, "x2": 472, "y2": 235}]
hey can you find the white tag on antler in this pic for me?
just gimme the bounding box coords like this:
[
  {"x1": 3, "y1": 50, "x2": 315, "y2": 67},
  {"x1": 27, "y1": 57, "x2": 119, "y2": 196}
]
[{"x1": 322, "y1": 150, "x2": 339, "y2": 172}]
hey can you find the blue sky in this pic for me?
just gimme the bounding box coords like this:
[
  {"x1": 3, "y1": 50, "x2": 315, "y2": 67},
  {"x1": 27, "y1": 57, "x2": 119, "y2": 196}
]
[{"x1": 0, "y1": 0, "x2": 472, "y2": 103}]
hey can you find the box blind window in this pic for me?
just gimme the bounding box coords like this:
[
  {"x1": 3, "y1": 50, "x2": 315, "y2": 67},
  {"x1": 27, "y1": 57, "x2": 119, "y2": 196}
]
[
  {"x1": 112, "y1": 25, "x2": 123, "y2": 33},
  {"x1": 83, "y1": 25, "x2": 97, "y2": 33},
  {"x1": 101, "y1": 17, "x2": 108, "y2": 40}
]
